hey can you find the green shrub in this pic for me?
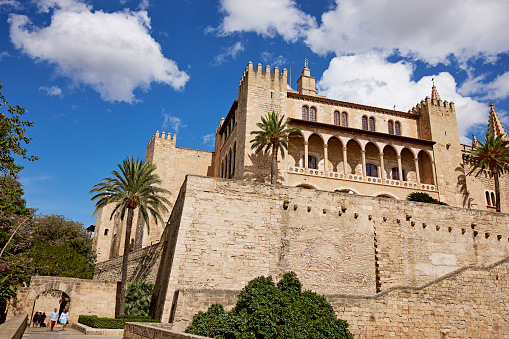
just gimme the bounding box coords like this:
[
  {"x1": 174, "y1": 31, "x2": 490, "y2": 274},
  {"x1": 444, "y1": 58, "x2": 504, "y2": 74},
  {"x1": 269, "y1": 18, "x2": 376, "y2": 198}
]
[
  {"x1": 125, "y1": 280, "x2": 154, "y2": 317},
  {"x1": 185, "y1": 272, "x2": 353, "y2": 339},
  {"x1": 407, "y1": 192, "x2": 447, "y2": 205},
  {"x1": 78, "y1": 315, "x2": 159, "y2": 329}
]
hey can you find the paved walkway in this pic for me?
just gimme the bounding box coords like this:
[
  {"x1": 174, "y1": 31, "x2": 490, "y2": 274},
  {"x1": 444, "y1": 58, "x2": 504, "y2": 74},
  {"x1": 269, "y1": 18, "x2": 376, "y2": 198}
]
[{"x1": 22, "y1": 327, "x2": 122, "y2": 339}]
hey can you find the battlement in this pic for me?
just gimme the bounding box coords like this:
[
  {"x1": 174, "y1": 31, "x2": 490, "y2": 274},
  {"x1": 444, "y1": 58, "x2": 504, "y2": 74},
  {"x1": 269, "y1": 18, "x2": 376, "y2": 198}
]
[
  {"x1": 239, "y1": 61, "x2": 288, "y2": 88},
  {"x1": 148, "y1": 130, "x2": 177, "y2": 146},
  {"x1": 409, "y1": 97, "x2": 455, "y2": 115}
]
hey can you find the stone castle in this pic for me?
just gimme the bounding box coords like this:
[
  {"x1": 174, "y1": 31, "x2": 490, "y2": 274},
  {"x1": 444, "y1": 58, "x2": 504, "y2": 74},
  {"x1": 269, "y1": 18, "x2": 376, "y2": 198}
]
[{"x1": 90, "y1": 62, "x2": 509, "y2": 337}]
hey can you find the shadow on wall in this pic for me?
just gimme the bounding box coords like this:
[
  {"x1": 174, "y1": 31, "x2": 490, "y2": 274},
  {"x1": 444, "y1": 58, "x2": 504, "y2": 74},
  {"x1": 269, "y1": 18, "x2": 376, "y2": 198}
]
[
  {"x1": 243, "y1": 152, "x2": 272, "y2": 183},
  {"x1": 129, "y1": 243, "x2": 163, "y2": 282},
  {"x1": 456, "y1": 163, "x2": 474, "y2": 209}
]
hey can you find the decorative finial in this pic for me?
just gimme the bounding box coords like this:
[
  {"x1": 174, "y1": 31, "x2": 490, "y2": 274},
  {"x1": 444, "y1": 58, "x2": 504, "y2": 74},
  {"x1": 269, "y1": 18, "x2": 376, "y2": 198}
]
[
  {"x1": 489, "y1": 101, "x2": 494, "y2": 111},
  {"x1": 432, "y1": 77, "x2": 435, "y2": 87},
  {"x1": 304, "y1": 58, "x2": 308, "y2": 69}
]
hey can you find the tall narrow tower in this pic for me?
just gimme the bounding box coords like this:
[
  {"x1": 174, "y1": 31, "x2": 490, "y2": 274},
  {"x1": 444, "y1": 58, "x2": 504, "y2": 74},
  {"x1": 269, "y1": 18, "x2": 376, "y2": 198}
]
[
  {"x1": 416, "y1": 85, "x2": 463, "y2": 205},
  {"x1": 234, "y1": 62, "x2": 288, "y2": 182}
]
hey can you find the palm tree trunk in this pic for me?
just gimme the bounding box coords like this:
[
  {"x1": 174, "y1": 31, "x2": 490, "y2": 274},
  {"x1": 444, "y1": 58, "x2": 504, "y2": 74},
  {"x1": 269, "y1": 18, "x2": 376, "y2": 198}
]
[
  {"x1": 271, "y1": 144, "x2": 278, "y2": 184},
  {"x1": 118, "y1": 206, "x2": 134, "y2": 316},
  {"x1": 494, "y1": 170, "x2": 501, "y2": 212}
]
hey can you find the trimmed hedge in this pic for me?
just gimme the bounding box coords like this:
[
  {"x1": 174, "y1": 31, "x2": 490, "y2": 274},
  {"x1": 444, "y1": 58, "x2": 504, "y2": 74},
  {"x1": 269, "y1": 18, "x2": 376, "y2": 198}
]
[{"x1": 78, "y1": 315, "x2": 159, "y2": 329}]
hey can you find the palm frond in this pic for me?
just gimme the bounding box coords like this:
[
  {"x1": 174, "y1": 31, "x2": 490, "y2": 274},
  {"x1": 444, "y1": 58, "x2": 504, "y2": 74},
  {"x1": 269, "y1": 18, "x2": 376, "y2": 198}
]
[{"x1": 90, "y1": 156, "x2": 172, "y2": 230}]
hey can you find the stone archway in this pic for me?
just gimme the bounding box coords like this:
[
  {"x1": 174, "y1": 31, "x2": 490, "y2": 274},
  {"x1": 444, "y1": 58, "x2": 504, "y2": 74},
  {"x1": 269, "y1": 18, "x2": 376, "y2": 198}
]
[
  {"x1": 7, "y1": 276, "x2": 117, "y2": 326},
  {"x1": 30, "y1": 290, "x2": 71, "y2": 327},
  {"x1": 27, "y1": 281, "x2": 77, "y2": 326}
]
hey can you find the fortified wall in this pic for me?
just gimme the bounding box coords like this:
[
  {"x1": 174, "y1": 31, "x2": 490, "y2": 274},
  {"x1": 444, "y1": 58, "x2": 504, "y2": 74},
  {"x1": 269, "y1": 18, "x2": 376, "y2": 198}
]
[
  {"x1": 93, "y1": 242, "x2": 163, "y2": 284},
  {"x1": 142, "y1": 175, "x2": 509, "y2": 327}
]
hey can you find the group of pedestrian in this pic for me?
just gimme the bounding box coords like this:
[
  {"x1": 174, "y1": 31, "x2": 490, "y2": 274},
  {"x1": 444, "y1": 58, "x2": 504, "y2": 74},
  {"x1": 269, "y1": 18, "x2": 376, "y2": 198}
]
[
  {"x1": 31, "y1": 312, "x2": 46, "y2": 327},
  {"x1": 32, "y1": 308, "x2": 69, "y2": 330}
]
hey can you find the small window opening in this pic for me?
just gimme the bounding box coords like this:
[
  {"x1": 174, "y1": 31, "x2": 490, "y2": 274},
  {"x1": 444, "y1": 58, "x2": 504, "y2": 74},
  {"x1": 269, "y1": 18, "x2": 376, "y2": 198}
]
[
  {"x1": 104, "y1": 229, "x2": 109, "y2": 236},
  {"x1": 366, "y1": 164, "x2": 378, "y2": 177}
]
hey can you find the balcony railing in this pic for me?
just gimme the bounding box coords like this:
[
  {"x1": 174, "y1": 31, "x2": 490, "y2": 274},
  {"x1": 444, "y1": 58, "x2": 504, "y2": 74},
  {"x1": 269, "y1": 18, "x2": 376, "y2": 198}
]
[{"x1": 287, "y1": 166, "x2": 436, "y2": 192}]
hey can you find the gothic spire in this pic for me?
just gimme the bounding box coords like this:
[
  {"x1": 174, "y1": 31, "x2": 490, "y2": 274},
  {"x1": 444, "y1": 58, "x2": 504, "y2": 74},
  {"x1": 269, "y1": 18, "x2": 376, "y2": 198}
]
[
  {"x1": 472, "y1": 133, "x2": 478, "y2": 148},
  {"x1": 487, "y1": 102, "x2": 509, "y2": 140},
  {"x1": 431, "y1": 84, "x2": 441, "y2": 102}
]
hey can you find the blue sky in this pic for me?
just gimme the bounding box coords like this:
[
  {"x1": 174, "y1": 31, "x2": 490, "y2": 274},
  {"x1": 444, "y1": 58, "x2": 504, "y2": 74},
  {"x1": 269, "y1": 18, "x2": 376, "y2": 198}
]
[{"x1": 1, "y1": 0, "x2": 509, "y2": 227}]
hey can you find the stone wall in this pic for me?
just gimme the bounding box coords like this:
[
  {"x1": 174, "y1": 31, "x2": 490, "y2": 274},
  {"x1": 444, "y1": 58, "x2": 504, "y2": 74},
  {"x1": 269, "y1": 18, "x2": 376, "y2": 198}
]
[
  {"x1": 149, "y1": 175, "x2": 509, "y2": 324},
  {"x1": 169, "y1": 257, "x2": 509, "y2": 337},
  {"x1": 124, "y1": 322, "x2": 210, "y2": 339},
  {"x1": 329, "y1": 256, "x2": 509, "y2": 338},
  {"x1": 170, "y1": 290, "x2": 239, "y2": 332},
  {"x1": 93, "y1": 242, "x2": 163, "y2": 284},
  {"x1": 8, "y1": 276, "x2": 117, "y2": 326}
]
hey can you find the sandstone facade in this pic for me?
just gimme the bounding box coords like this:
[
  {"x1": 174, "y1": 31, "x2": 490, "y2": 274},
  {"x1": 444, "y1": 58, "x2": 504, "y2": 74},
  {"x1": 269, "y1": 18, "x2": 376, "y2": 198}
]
[
  {"x1": 93, "y1": 61, "x2": 509, "y2": 263},
  {"x1": 88, "y1": 62, "x2": 509, "y2": 337}
]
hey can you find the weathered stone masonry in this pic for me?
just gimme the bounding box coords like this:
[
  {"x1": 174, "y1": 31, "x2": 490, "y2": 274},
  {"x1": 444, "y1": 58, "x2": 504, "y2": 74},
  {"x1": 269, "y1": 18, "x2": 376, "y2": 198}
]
[{"x1": 141, "y1": 175, "x2": 509, "y2": 332}]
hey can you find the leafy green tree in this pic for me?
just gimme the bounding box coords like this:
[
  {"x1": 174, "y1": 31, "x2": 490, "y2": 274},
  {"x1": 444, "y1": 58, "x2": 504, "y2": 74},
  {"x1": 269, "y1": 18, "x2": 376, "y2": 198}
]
[
  {"x1": 28, "y1": 241, "x2": 94, "y2": 279},
  {"x1": 250, "y1": 112, "x2": 299, "y2": 184},
  {"x1": 185, "y1": 272, "x2": 353, "y2": 339},
  {"x1": 0, "y1": 176, "x2": 33, "y2": 216},
  {"x1": 0, "y1": 275, "x2": 17, "y2": 323},
  {"x1": 407, "y1": 192, "x2": 447, "y2": 205},
  {"x1": 464, "y1": 133, "x2": 509, "y2": 212},
  {"x1": 90, "y1": 157, "x2": 171, "y2": 315},
  {"x1": 32, "y1": 214, "x2": 95, "y2": 264},
  {"x1": 125, "y1": 280, "x2": 154, "y2": 316},
  {"x1": 0, "y1": 82, "x2": 38, "y2": 176}
]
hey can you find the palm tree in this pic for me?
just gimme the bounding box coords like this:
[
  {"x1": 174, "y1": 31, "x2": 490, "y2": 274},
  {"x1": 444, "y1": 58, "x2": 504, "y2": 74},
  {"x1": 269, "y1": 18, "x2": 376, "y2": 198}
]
[
  {"x1": 90, "y1": 157, "x2": 171, "y2": 315},
  {"x1": 464, "y1": 133, "x2": 509, "y2": 212},
  {"x1": 250, "y1": 112, "x2": 299, "y2": 184}
]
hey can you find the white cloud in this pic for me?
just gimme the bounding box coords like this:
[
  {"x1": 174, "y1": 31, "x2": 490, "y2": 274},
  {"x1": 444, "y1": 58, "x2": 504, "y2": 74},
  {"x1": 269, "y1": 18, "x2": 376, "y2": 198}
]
[
  {"x1": 460, "y1": 71, "x2": 509, "y2": 102},
  {"x1": 162, "y1": 111, "x2": 186, "y2": 134},
  {"x1": 138, "y1": 0, "x2": 148, "y2": 11},
  {"x1": 317, "y1": 52, "x2": 488, "y2": 143},
  {"x1": 218, "y1": 0, "x2": 316, "y2": 42},
  {"x1": 261, "y1": 52, "x2": 287, "y2": 67},
  {"x1": 306, "y1": 0, "x2": 509, "y2": 64},
  {"x1": 211, "y1": 42, "x2": 244, "y2": 66},
  {"x1": 202, "y1": 133, "x2": 215, "y2": 146},
  {"x1": 8, "y1": 0, "x2": 189, "y2": 103},
  {"x1": 0, "y1": 51, "x2": 11, "y2": 61},
  {"x1": 218, "y1": 0, "x2": 509, "y2": 65},
  {"x1": 0, "y1": 0, "x2": 21, "y2": 9},
  {"x1": 39, "y1": 85, "x2": 62, "y2": 96}
]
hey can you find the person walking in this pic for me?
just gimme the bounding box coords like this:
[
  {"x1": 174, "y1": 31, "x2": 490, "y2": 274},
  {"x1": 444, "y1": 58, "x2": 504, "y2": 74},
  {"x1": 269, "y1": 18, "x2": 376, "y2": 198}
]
[
  {"x1": 39, "y1": 312, "x2": 47, "y2": 327},
  {"x1": 49, "y1": 308, "x2": 59, "y2": 331},
  {"x1": 59, "y1": 309, "x2": 69, "y2": 330},
  {"x1": 32, "y1": 312, "x2": 40, "y2": 327}
]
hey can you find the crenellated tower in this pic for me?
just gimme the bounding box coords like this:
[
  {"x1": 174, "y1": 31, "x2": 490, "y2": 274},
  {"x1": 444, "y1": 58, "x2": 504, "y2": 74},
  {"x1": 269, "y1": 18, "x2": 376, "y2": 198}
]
[
  {"x1": 232, "y1": 61, "x2": 289, "y2": 182},
  {"x1": 411, "y1": 85, "x2": 463, "y2": 205}
]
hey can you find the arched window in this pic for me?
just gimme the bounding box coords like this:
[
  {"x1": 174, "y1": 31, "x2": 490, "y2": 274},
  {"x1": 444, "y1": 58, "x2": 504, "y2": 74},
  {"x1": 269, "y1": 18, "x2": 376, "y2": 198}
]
[
  {"x1": 369, "y1": 117, "x2": 375, "y2": 131},
  {"x1": 395, "y1": 121, "x2": 401, "y2": 135},
  {"x1": 334, "y1": 111, "x2": 340, "y2": 125},
  {"x1": 232, "y1": 143, "x2": 236, "y2": 175},
  {"x1": 491, "y1": 192, "x2": 496, "y2": 206},
  {"x1": 391, "y1": 168, "x2": 405, "y2": 180},
  {"x1": 486, "y1": 191, "x2": 491, "y2": 206},
  {"x1": 341, "y1": 112, "x2": 348, "y2": 127},
  {"x1": 365, "y1": 164, "x2": 378, "y2": 177},
  {"x1": 104, "y1": 229, "x2": 109, "y2": 236},
  {"x1": 302, "y1": 155, "x2": 317, "y2": 169},
  {"x1": 310, "y1": 107, "x2": 316, "y2": 121},
  {"x1": 362, "y1": 116, "x2": 368, "y2": 130},
  {"x1": 302, "y1": 106, "x2": 309, "y2": 120},
  {"x1": 229, "y1": 151, "x2": 233, "y2": 177},
  {"x1": 388, "y1": 121, "x2": 394, "y2": 134}
]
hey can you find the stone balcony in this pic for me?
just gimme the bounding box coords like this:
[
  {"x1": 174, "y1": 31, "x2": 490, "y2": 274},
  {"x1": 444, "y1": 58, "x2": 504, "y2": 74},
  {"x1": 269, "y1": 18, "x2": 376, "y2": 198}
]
[{"x1": 287, "y1": 166, "x2": 436, "y2": 192}]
